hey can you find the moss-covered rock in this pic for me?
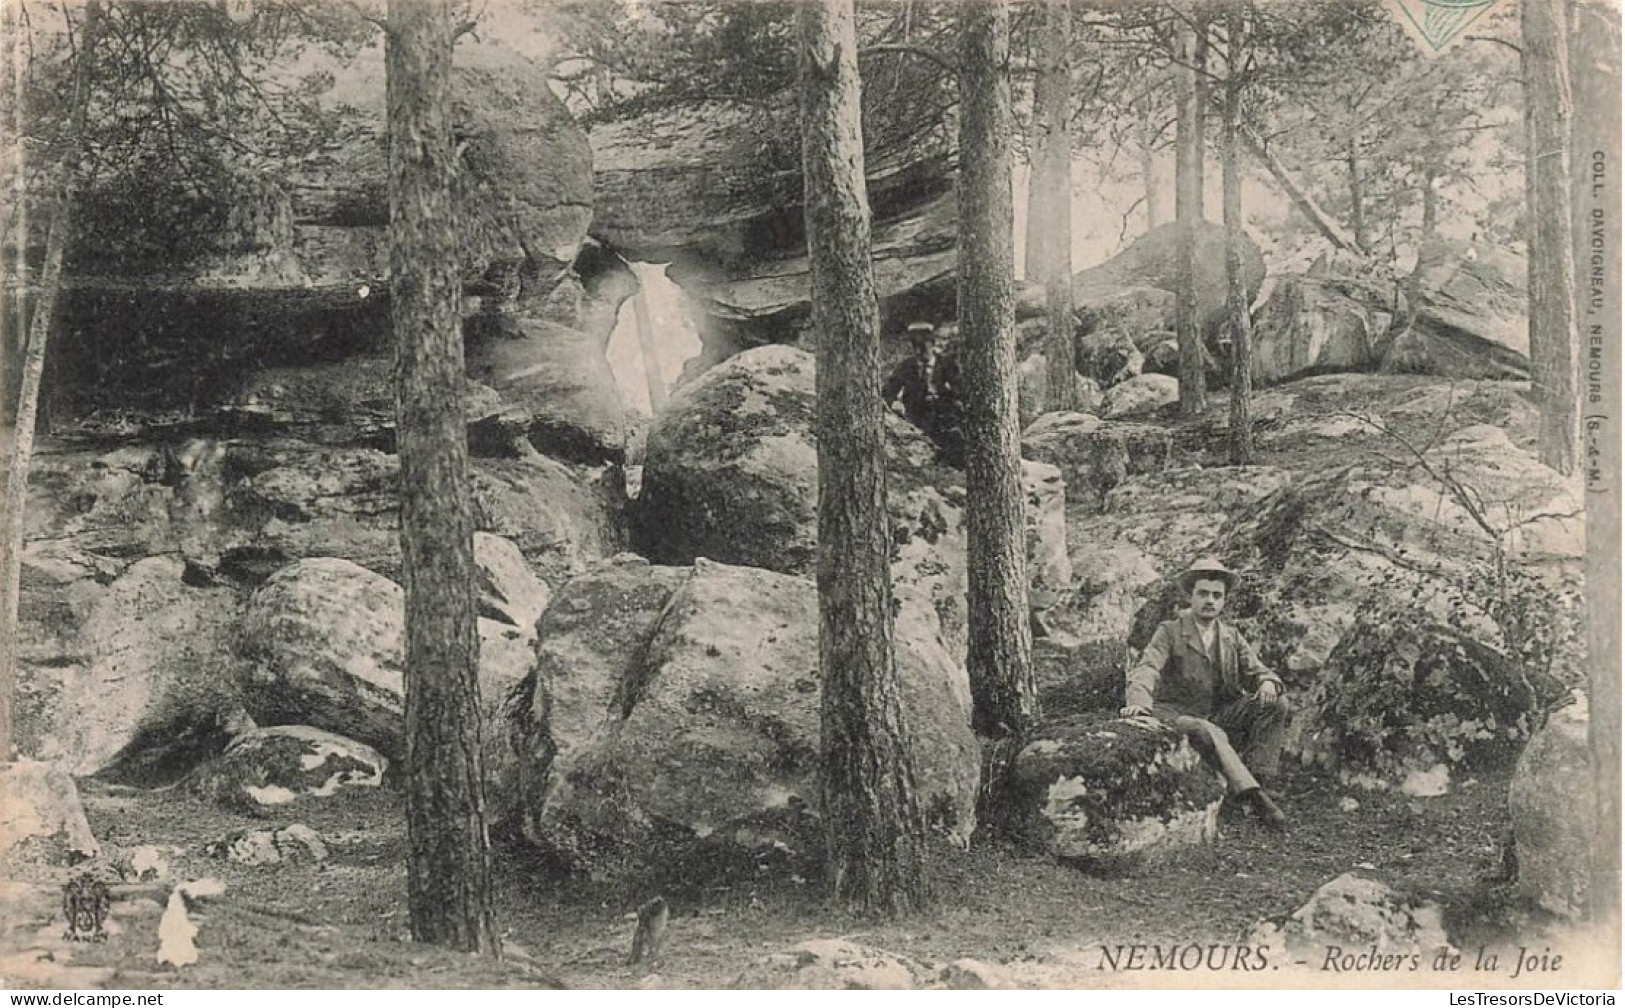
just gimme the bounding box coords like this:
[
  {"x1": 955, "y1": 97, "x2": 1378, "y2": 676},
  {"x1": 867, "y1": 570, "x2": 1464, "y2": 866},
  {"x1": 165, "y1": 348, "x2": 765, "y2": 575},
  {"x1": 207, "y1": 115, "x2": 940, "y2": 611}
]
[
  {"x1": 1008, "y1": 713, "x2": 1223, "y2": 874},
  {"x1": 1125, "y1": 419, "x2": 1582, "y2": 787},
  {"x1": 1295, "y1": 617, "x2": 1560, "y2": 784},
  {"x1": 185, "y1": 725, "x2": 385, "y2": 810},
  {"x1": 1021, "y1": 412, "x2": 1173, "y2": 512}
]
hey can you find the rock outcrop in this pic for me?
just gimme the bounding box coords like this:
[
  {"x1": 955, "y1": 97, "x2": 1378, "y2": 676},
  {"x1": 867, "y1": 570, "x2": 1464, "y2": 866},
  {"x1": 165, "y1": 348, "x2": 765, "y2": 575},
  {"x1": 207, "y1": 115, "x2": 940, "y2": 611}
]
[
  {"x1": 0, "y1": 761, "x2": 100, "y2": 881},
  {"x1": 1102, "y1": 374, "x2": 1179, "y2": 419},
  {"x1": 234, "y1": 557, "x2": 538, "y2": 768},
  {"x1": 17, "y1": 556, "x2": 242, "y2": 782},
  {"x1": 1251, "y1": 276, "x2": 1383, "y2": 386},
  {"x1": 1385, "y1": 244, "x2": 1530, "y2": 379},
  {"x1": 1248, "y1": 874, "x2": 1454, "y2": 965},
  {"x1": 511, "y1": 557, "x2": 979, "y2": 880},
  {"x1": 1124, "y1": 397, "x2": 1581, "y2": 784},
  {"x1": 1021, "y1": 412, "x2": 1173, "y2": 512},
  {"x1": 732, "y1": 939, "x2": 931, "y2": 990}
]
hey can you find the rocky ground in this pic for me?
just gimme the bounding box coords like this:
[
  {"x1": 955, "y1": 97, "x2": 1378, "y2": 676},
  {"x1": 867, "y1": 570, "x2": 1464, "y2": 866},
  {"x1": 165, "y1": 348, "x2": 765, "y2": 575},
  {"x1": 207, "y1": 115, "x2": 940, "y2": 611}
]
[{"x1": 0, "y1": 762, "x2": 1580, "y2": 990}]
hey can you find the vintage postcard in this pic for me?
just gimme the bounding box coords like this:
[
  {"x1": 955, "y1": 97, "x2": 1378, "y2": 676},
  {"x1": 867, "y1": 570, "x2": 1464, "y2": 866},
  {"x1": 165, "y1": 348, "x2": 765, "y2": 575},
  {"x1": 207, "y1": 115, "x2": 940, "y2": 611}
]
[{"x1": 0, "y1": 0, "x2": 1618, "y2": 993}]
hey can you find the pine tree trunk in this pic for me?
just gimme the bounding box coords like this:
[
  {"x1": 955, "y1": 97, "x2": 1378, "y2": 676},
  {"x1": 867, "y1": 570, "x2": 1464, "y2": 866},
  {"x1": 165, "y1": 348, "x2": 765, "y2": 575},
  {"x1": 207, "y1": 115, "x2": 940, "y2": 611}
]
[
  {"x1": 1346, "y1": 142, "x2": 1368, "y2": 253},
  {"x1": 1032, "y1": 0, "x2": 1076, "y2": 413},
  {"x1": 387, "y1": 0, "x2": 498, "y2": 955},
  {"x1": 1222, "y1": 10, "x2": 1254, "y2": 466},
  {"x1": 1141, "y1": 108, "x2": 1164, "y2": 231},
  {"x1": 0, "y1": 0, "x2": 102, "y2": 762},
  {"x1": 1522, "y1": 0, "x2": 1579, "y2": 475},
  {"x1": 798, "y1": 0, "x2": 932, "y2": 918},
  {"x1": 959, "y1": 0, "x2": 1034, "y2": 741},
  {"x1": 1174, "y1": 15, "x2": 1208, "y2": 418}
]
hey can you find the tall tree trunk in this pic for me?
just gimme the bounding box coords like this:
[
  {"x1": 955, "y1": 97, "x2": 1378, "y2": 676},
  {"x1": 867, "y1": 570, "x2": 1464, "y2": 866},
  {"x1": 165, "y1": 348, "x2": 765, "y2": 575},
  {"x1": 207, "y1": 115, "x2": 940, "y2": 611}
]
[
  {"x1": 1346, "y1": 141, "x2": 1368, "y2": 253},
  {"x1": 1393, "y1": 160, "x2": 1441, "y2": 338},
  {"x1": 1222, "y1": 8, "x2": 1253, "y2": 466},
  {"x1": 1173, "y1": 14, "x2": 1208, "y2": 417},
  {"x1": 1140, "y1": 108, "x2": 1164, "y2": 230},
  {"x1": 387, "y1": 0, "x2": 498, "y2": 955},
  {"x1": 798, "y1": 0, "x2": 932, "y2": 918},
  {"x1": 1570, "y1": 0, "x2": 1622, "y2": 933},
  {"x1": 0, "y1": 0, "x2": 102, "y2": 762},
  {"x1": 959, "y1": 0, "x2": 1034, "y2": 741},
  {"x1": 1032, "y1": 0, "x2": 1076, "y2": 412},
  {"x1": 1522, "y1": 0, "x2": 1578, "y2": 474}
]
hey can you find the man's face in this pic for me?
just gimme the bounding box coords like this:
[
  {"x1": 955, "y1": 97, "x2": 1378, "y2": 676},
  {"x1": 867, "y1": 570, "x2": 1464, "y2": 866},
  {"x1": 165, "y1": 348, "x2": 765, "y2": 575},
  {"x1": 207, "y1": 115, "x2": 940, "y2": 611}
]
[
  {"x1": 1189, "y1": 578, "x2": 1228, "y2": 620},
  {"x1": 914, "y1": 338, "x2": 937, "y2": 366}
]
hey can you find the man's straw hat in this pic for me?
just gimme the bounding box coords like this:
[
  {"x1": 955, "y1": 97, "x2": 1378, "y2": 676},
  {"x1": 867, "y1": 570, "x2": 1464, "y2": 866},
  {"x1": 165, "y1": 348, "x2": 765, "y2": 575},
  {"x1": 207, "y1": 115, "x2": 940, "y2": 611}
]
[{"x1": 1178, "y1": 557, "x2": 1240, "y2": 593}]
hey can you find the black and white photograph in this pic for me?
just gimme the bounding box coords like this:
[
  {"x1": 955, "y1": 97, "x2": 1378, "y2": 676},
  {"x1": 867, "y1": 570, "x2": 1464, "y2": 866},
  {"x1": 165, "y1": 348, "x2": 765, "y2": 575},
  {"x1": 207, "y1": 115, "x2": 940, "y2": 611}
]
[{"x1": 0, "y1": 0, "x2": 1618, "y2": 991}]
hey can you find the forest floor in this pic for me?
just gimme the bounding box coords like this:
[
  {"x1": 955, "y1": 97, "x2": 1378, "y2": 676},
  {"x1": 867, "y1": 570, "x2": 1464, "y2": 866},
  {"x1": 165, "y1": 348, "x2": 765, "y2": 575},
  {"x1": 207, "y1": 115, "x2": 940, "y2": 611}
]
[{"x1": 0, "y1": 763, "x2": 1574, "y2": 990}]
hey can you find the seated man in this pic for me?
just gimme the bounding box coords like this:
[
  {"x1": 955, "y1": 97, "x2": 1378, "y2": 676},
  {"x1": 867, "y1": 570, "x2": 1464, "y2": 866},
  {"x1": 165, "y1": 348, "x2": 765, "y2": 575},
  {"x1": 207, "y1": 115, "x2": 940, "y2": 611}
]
[
  {"x1": 1121, "y1": 558, "x2": 1290, "y2": 830},
  {"x1": 882, "y1": 321, "x2": 965, "y2": 468}
]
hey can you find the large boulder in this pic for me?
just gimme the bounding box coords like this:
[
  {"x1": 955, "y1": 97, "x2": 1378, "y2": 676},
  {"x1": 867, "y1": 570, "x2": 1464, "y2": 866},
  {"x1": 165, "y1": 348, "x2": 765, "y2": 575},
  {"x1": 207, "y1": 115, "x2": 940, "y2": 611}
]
[
  {"x1": 16, "y1": 556, "x2": 242, "y2": 781},
  {"x1": 234, "y1": 557, "x2": 538, "y2": 765},
  {"x1": 1007, "y1": 714, "x2": 1224, "y2": 874},
  {"x1": 1102, "y1": 374, "x2": 1179, "y2": 419},
  {"x1": 1508, "y1": 695, "x2": 1594, "y2": 919},
  {"x1": 1247, "y1": 874, "x2": 1454, "y2": 968},
  {"x1": 1296, "y1": 618, "x2": 1561, "y2": 786},
  {"x1": 1021, "y1": 412, "x2": 1174, "y2": 511},
  {"x1": 1076, "y1": 327, "x2": 1146, "y2": 389},
  {"x1": 1383, "y1": 243, "x2": 1530, "y2": 379},
  {"x1": 0, "y1": 761, "x2": 100, "y2": 881},
  {"x1": 635, "y1": 345, "x2": 823, "y2": 573},
  {"x1": 1025, "y1": 223, "x2": 1263, "y2": 338},
  {"x1": 468, "y1": 455, "x2": 625, "y2": 589},
  {"x1": 504, "y1": 553, "x2": 693, "y2": 832},
  {"x1": 513, "y1": 558, "x2": 979, "y2": 879},
  {"x1": 1251, "y1": 276, "x2": 1381, "y2": 386},
  {"x1": 473, "y1": 531, "x2": 553, "y2": 634},
  {"x1": 1075, "y1": 287, "x2": 1176, "y2": 349},
  {"x1": 637, "y1": 345, "x2": 1068, "y2": 654}
]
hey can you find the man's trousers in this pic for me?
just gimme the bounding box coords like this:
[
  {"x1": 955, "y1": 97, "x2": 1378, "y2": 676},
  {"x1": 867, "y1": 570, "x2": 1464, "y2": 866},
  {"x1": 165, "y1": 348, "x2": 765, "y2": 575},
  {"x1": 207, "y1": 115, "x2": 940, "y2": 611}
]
[{"x1": 1157, "y1": 694, "x2": 1289, "y2": 794}]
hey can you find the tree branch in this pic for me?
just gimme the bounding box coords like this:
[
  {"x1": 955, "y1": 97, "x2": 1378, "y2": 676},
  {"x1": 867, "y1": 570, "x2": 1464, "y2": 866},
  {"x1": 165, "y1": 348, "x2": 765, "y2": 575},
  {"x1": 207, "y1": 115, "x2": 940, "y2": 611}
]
[{"x1": 859, "y1": 42, "x2": 957, "y2": 76}]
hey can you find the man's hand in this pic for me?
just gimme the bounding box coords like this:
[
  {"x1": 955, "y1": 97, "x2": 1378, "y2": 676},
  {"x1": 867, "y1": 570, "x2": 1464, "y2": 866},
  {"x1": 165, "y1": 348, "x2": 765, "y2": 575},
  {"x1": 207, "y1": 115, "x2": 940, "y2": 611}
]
[
  {"x1": 1118, "y1": 706, "x2": 1160, "y2": 731},
  {"x1": 1257, "y1": 680, "x2": 1282, "y2": 703}
]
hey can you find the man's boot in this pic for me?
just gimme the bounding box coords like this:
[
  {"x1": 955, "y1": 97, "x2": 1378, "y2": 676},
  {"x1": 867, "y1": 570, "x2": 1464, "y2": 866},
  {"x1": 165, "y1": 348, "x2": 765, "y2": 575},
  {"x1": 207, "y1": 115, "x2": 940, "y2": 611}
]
[{"x1": 1241, "y1": 788, "x2": 1289, "y2": 832}]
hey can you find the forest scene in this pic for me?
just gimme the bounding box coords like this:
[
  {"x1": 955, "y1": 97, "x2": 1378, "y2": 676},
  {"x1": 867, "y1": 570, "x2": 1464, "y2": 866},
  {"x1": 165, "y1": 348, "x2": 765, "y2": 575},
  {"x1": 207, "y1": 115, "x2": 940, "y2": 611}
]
[{"x1": 0, "y1": 0, "x2": 1617, "y2": 990}]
